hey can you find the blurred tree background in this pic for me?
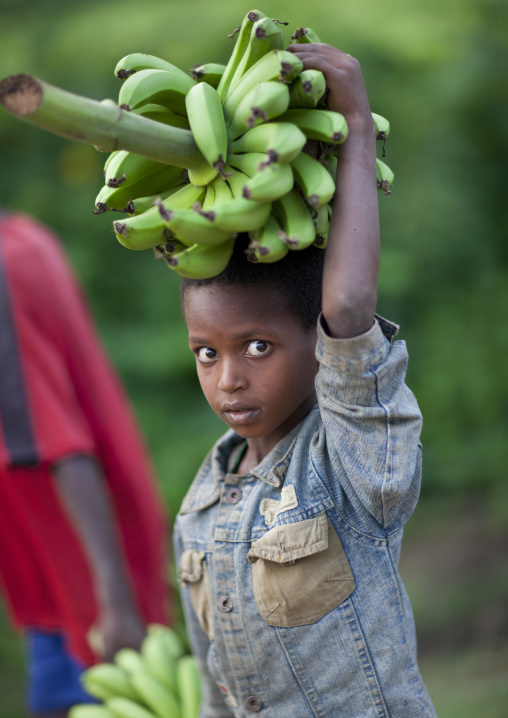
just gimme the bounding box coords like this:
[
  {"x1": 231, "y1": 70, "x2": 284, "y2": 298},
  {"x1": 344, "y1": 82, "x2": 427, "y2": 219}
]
[{"x1": 0, "y1": 0, "x2": 507, "y2": 715}]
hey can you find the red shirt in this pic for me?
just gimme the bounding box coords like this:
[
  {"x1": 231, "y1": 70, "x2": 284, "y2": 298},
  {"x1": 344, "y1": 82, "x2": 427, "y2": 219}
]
[{"x1": 0, "y1": 213, "x2": 170, "y2": 665}]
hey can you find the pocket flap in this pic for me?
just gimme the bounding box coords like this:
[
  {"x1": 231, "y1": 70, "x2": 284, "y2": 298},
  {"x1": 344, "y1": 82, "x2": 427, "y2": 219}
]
[
  {"x1": 248, "y1": 514, "x2": 328, "y2": 564},
  {"x1": 178, "y1": 549, "x2": 206, "y2": 585}
]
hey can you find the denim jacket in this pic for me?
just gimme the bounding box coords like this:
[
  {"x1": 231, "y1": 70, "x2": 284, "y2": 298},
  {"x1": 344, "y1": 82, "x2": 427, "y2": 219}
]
[{"x1": 174, "y1": 317, "x2": 437, "y2": 717}]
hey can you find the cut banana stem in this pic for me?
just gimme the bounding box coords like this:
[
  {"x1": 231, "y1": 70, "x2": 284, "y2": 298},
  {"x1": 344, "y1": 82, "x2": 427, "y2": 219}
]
[{"x1": 0, "y1": 75, "x2": 206, "y2": 170}]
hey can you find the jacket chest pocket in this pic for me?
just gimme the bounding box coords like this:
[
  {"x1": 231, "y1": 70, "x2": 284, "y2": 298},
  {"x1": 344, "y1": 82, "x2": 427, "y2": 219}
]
[
  {"x1": 247, "y1": 514, "x2": 355, "y2": 627},
  {"x1": 178, "y1": 549, "x2": 214, "y2": 641}
]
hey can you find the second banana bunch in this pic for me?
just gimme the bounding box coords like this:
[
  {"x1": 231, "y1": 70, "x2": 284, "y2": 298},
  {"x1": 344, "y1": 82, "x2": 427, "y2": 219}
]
[
  {"x1": 95, "y1": 10, "x2": 394, "y2": 279},
  {"x1": 69, "y1": 625, "x2": 201, "y2": 718}
]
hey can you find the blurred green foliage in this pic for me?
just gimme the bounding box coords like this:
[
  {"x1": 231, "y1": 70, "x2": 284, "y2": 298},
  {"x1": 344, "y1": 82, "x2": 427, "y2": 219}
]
[{"x1": 1, "y1": 0, "x2": 507, "y2": 519}]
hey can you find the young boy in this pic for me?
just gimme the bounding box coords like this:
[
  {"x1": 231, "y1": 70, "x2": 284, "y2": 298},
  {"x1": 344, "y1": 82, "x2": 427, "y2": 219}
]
[{"x1": 174, "y1": 44, "x2": 437, "y2": 717}]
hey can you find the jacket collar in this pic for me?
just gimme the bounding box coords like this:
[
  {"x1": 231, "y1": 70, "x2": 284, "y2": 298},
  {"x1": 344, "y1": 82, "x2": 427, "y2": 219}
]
[{"x1": 178, "y1": 407, "x2": 320, "y2": 515}]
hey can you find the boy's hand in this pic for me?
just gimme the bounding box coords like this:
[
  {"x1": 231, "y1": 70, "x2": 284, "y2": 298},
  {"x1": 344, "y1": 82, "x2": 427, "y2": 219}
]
[{"x1": 286, "y1": 44, "x2": 373, "y2": 135}]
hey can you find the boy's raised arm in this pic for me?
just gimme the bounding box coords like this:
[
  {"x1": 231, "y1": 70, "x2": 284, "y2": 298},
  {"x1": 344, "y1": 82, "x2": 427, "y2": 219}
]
[{"x1": 287, "y1": 44, "x2": 380, "y2": 339}]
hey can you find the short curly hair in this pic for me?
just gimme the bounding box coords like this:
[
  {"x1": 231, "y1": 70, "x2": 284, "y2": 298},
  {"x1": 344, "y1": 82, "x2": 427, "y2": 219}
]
[{"x1": 179, "y1": 234, "x2": 325, "y2": 329}]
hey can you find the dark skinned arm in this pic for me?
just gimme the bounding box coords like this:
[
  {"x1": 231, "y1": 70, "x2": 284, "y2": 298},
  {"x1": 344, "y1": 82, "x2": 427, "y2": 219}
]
[
  {"x1": 52, "y1": 454, "x2": 146, "y2": 660},
  {"x1": 287, "y1": 44, "x2": 379, "y2": 338}
]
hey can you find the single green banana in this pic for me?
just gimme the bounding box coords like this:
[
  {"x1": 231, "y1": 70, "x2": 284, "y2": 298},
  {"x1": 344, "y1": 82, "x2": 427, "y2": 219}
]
[
  {"x1": 114, "y1": 648, "x2": 146, "y2": 675},
  {"x1": 372, "y1": 112, "x2": 390, "y2": 140},
  {"x1": 118, "y1": 69, "x2": 195, "y2": 114},
  {"x1": 103, "y1": 149, "x2": 122, "y2": 176},
  {"x1": 69, "y1": 706, "x2": 115, "y2": 718},
  {"x1": 176, "y1": 655, "x2": 202, "y2": 718},
  {"x1": 227, "y1": 16, "x2": 284, "y2": 94},
  {"x1": 290, "y1": 151, "x2": 335, "y2": 207},
  {"x1": 81, "y1": 664, "x2": 138, "y2": 702},
  {"x1": 146, "y1": 625, "x2": 185, "y2": 664},
  {"x1": 130, "y1": 672, "x2": 182, "y2": 718},
  {"x1": 313, "y1": 229, "x2": 328, "y2": 248},
  {"x1": 107, "y1": 697, "x2": 157, "y2": 718},
  {"x1": 228, "y1": 121, "x2": 307, "y2": 164},
  {"x1": 312, "y1": 203, "x2": 330, "y2": 235},
  {"x1": 130, "y1": 104, "x2": 190, "y2": 129},
  {"x1": 247, "y1": 213, "x2": 289, "y2": 263},
  {"x1": 223, "y1": 50, "x2": 303, "y2": 123},
  {"x1": 290, "y1": 26, "x2": 322, "y2": 43},
  {"x1": 227, "y1": 81, "x2": 290, "y2": 140},
  {"x1": 273, "y1": 189, "x2": 316, "y2": 249},
  {"x1": 124, "y1": 186, "x2": 183, "y2": 215},
  {"x1": 94, "y1": 165, "x2": 186, "y2": 212},
  {"x1": 202, "y1": 183, "x2": 216, "y2": 211},
  {"x1": 165, "y1": 238, "x2": 235, "y2": 279},
  {"x1": 104, "y1": 150, "x2": 171, "y2": 188},
  {"x1": 195, "y1": 192, "x2": 272, "y2": 233},
  {"x1": 185, "y1": 82, "x2": 228, "y2": 175},
  {"x1": 288, "y1": 69, "x2": 326, "y2": 109},
  {"x1": 376, "y1": 158, "x2": 394, "y2": 196},
  {"x1": 158, "y1": 205, "x2": 233, "y2": 247},
  {"x1": 324, "y1": 152, "x2": 338, "y2": 180},
  {"x1": 225, "y1": 166, "x2": 249, "y2": 198},
  {"x1": 115, "y1": 53, "x2": 191, "y2": 80},
  {"x1": 211, "y1": 176, "x2": 234, "y2": 206},
  {"x1": 278, "y1": 108, "x2": 348, "y2": 144},
  {"x1": 228, "y1": 154, "x2": 294, "y2": 202},
  {"x1": 113, "y1": 184, "x2": 205, "y2": 250},
  {"x1": 217, "y1": 10, "x2": 267, "y2": 101},
  {"x1": 189, "y1": 63, "x2": 226, "y2": 88}
]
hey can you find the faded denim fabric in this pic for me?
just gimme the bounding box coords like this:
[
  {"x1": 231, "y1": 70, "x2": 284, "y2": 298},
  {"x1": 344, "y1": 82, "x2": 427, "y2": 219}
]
[{"x1": 174, "y1": 317, "x2": 438, "y2": 718}]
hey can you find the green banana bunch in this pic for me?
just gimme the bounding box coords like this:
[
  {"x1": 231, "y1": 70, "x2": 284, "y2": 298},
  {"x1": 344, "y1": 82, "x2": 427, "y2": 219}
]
[
  {"x1": 217, "y1": 10, "x2": 267, "y2": 100},
  {"x1": 228, "y1": 152, "x2": 294, "y2": 202},
  {"x1": 107, "y1": 698, "x2": 157, "y2": 718},
  {"x1": 247, "y1": 213, "x2": 289, "y2": 263},
  {"x1": 273, "y1": 189, "x2": 317, "y2": 249},
  {"x1": 80, "y1": 663, "x2": 138, "y2": 702},
  {"x1": 289, "y1": 69, "x2": 327, "y2": 109},
  {"x1": 222, "y1": 50, "x2": 303, "y2": 122},
  {"x1": 118, "y1": 69, "x2": 195, "y2": 114},
  {"x1": 69, "y1": 706, "x2": 115, "y2": 718},
  {"x1": 189, "y1": 63, "x2": 226, "y2": 88},
  {"x1": 227, "y1": 81, "x2": 290, "y2": 140},
  {"x1": 130, "y1": 672, "x2": 182, "y2": 718},
  {"x1": 115, "y1": 53, "x2": 191, "y2": 80},
  {"x1": 176, "y1": 656, "x2": 202, "y2": 718},
  {"x1": 290, "y1": 151, "x2": 336, "y2": 207},
  {"x1": 227, "y1": 16, "x2": 284, "y2": 93},
  {"x1": 228, "y1": 121, "x2": 307, "y2": 164}
]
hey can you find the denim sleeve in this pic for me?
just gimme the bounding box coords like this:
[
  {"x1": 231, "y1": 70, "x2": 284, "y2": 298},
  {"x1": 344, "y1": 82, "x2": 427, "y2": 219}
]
[
  {"x1": 315, "y1": 315, "x2": 423, "y2": 532},
  {"x1": 173, "y1": 525, "x2": 234, "y2": 718}
]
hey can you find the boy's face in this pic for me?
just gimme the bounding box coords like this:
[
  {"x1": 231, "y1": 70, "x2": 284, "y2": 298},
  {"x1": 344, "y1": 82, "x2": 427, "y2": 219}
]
[{"x1": 184, "y1": 282, "x2": 319, "y2": 452}]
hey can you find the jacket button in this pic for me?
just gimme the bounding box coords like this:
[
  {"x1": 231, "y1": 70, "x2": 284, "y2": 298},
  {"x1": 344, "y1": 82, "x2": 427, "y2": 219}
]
[
  {"x1": 218, "y1": 595, "x2": 233, "y2": 612},
  {"x1": 226, "y1": 487, "x2": 242, "y2": 504},
  {"x1": 245, "y1": 695, "x2": 262, "y2": 712}
]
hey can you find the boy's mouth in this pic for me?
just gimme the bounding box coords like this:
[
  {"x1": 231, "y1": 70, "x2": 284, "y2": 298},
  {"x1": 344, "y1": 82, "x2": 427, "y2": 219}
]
[{"x1": 221, "y1": 405, "x2": 260, "y2": 425}]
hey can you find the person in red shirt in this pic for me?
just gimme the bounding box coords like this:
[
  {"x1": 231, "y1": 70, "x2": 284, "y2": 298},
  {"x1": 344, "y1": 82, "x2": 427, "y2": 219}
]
[{"x1": 0, "y1": 211, "x2": 171, "y2": 717}]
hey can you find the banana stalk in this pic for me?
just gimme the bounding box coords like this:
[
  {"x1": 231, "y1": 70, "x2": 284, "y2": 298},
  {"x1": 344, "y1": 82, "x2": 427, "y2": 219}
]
[{"x1": 0, "y1": 74, "x2": 206, "y2": 172}]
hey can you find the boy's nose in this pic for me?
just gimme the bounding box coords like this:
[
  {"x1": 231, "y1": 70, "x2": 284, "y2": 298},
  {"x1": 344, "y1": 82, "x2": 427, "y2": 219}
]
[{"x1": 218, "y1": 359, "x2": 247, "y2": 392}]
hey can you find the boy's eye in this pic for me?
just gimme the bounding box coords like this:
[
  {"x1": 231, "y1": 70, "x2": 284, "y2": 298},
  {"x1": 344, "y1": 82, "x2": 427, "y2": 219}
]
[
  {"x1": 246, "y1": 340, "x2": 271, "y2": 357},
  {"x1": 197, "y1": 347, "x2": 217, "y2": 363}
]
